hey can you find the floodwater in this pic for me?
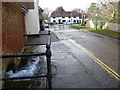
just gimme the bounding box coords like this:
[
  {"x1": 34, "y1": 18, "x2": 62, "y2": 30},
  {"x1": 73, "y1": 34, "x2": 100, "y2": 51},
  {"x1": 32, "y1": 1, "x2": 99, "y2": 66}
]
[{"x1": 6, "y1": 56, "x2": 43, "y2": 80}]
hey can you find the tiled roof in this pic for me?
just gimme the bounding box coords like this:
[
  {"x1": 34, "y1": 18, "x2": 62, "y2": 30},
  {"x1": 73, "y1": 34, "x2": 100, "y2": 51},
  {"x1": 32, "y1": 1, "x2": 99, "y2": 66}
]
[{"x1": 51, "y1": 11, "x2": 81, "y2": 18}]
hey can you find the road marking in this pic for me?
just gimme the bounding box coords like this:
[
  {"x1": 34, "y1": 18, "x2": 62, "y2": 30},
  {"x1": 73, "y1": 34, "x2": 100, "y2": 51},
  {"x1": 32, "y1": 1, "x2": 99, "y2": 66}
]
[{"x1": 69, "y1": 39, "x2": 120, "y2": 81}]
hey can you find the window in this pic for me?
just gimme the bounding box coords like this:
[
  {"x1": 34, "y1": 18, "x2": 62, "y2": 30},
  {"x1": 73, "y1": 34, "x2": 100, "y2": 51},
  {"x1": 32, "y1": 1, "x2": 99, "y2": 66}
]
[
  {"x1": 74, "y1": 16, "x2": 76, "y2": 18},
  {"x1": 79, "y1": 20, "x2": 81, "y2": 23},
  {"x1": 53, "y1": 17, "x2": 55, "y2": 19},
  {"x1": 62, "y1": 20, "x2": 66, "y2": 22},
  {"x1": 62, "y1": 17, "x2": 65, "y2": 18},
  {"x1": 68, "y1": 17, "x2": 71, "y2": 18},
  {"x1": 74, "y1": 20, "x2": 76, "y2": 23},
  {"x1": 53, "y1": 20, "x2": 56, "y2": 22}
]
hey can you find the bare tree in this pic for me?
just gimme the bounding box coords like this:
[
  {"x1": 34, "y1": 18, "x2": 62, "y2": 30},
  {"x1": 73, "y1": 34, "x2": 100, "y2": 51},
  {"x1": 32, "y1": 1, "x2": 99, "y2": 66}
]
[
  {"x1": 42, "y1": 8, "x2": 52, "y2": 21},
  {"x1": 87, "y1": 3, "x2": 98, "y2": 19},
  {"x1": 72, "y1": 8, "x2": 82, "y2": 13},
  {"x1": 98, "y1": 0, "x2": 118, "y2": 20}
]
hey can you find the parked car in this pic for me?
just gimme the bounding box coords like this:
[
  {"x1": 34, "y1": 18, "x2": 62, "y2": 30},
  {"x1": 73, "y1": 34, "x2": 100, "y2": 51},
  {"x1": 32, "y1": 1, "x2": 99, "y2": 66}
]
[
  {"x1": 44, "y1": 21, "x2": 49, "y2": 28},
  {"x1": 47, "y1": 22, "x2": 54, "y2": 25}
]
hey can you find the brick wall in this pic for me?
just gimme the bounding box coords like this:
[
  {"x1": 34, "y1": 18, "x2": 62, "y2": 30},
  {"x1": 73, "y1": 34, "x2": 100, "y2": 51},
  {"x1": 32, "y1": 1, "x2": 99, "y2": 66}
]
[
  {"x1": 0, "y1": 1, "x2": 2, "y2": 45},
  {"x1": 1, "y1": 2, "x2": 34, "y2": 81},
  {"x1": 22, "y1": 2, "x2": 34, "y2": 9},
  {"x1": 2, "y1": 2, "x2": 27, "y2": 55}
]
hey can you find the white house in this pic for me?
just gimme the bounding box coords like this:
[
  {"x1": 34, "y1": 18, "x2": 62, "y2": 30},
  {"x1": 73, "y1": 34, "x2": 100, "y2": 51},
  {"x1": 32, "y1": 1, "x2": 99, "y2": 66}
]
[
  {"x1": 25, "y1": 0, "x2": 40, "y2": 34},
  {"x1": 51, "y1": 7, "x2": 83, "y2": 24}
]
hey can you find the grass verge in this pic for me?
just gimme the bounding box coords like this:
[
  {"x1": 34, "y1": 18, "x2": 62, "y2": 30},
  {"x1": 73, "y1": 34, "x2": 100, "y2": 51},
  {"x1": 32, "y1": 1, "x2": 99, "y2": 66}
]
[{"x1": 71, "y1": 25, "x2": 120, "y2": 39}]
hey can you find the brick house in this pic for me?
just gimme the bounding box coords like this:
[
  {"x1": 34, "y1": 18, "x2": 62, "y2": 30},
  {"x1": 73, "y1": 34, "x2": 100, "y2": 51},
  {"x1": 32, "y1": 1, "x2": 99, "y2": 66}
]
[
  {"x1": 2, "y1": 2, "x2": 34, "y2": 75},
  {"x1": 51, "y1": 6, "x2": 83, "y2": 24}
]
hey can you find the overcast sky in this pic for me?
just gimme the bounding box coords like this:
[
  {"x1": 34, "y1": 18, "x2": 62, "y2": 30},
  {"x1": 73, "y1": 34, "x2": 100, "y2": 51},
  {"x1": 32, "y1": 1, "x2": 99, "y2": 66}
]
[{"x1": 39, "y1": 0, "x2": 99, "y2": 11}]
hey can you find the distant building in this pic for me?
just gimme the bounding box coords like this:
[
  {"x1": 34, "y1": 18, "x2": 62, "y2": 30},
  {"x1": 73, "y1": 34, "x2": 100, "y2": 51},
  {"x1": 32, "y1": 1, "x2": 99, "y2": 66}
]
[{"x1": 51, "y1": 6, "x2": 84, "y2": 24}]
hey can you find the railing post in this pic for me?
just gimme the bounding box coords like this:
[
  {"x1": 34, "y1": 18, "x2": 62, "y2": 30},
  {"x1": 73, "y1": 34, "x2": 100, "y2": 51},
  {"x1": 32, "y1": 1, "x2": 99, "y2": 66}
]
[{"x1": 46, "y1": 44, "x2": 52, "y2": 90}]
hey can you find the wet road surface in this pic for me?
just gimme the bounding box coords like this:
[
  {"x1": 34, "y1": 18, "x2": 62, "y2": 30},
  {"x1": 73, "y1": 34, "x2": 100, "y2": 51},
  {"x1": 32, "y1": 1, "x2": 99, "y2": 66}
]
[{"x1": 49, "y1": 25, "x2": 119, "y2": 88}]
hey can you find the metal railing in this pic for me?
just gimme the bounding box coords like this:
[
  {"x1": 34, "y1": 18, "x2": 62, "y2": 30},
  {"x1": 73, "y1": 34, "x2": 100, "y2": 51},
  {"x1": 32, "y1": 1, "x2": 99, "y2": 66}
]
[{"x1": 0, "y1": 30, "x2": 52, "y2": 90}]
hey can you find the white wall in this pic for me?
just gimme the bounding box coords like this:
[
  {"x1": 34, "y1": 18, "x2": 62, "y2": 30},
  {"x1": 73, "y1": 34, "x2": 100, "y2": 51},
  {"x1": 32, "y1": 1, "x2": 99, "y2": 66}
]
[
  {"x1": 51, "y1": 16, "x2": 81, "y2": 24},
  {"x1": 25, "y1": 0, "x2": 40, "y2": 34}
]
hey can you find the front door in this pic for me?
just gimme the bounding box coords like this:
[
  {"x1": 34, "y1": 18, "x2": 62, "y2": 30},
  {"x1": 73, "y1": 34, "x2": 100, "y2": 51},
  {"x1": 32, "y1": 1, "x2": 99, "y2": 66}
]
[{"x1": 58, "y1": 19, "x2": 61, "y2": 24}]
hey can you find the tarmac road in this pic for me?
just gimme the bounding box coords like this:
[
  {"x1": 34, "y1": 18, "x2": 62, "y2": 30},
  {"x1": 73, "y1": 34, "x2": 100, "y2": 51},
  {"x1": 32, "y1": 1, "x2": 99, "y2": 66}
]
[{"x1": 49, "y1": 25, "x2": 119, "y2": 88}]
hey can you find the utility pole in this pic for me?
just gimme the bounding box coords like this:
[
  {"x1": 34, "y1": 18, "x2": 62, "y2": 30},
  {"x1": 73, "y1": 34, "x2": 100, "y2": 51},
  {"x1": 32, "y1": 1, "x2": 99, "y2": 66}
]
[
  {"x1": 71, "y1": 13, "x2": 72, "y2": 24},
  {"x1": 96, "y1": 3, "x2": 99, "y2": 30},
  {"x1": 82, "y1": 11, "x2": 84, "y2": 25},
  {"x1": 96, "y1": 13, "x2": 98, "y2": 30}
]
